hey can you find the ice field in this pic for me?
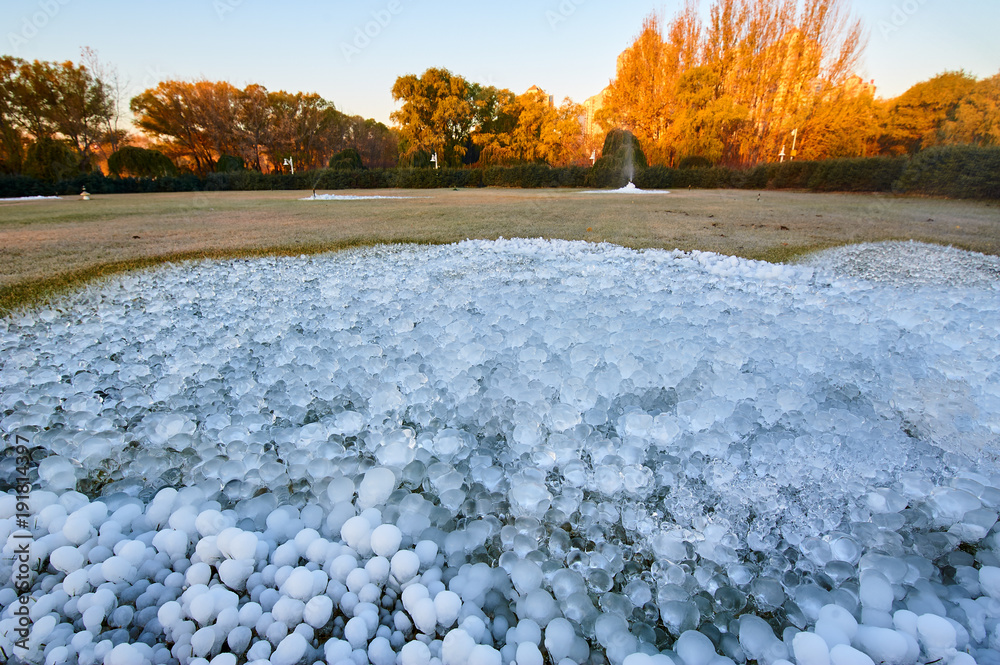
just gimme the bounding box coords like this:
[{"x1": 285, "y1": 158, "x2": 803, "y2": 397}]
[{"x1": 1, "y1": 238, "x2": 999, "y2": 665}]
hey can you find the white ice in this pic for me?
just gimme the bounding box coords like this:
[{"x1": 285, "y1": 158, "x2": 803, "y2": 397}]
[{"x1": 1, "y1": 238, "x2": 999, "y2": 665}]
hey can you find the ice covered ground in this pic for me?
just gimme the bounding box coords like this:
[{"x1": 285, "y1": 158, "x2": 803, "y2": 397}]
[
  {"x1": 1, "y1": 238, "x2": 999, "y2": 665},
  {"x1": 801, "y1": 241, "x2": 1000, "y2": 289},
  {"x1": 302, "y1": 195, "x2": 429, "y2": 201}
]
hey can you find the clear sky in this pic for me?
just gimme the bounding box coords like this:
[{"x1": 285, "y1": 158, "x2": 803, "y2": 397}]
[{"x1": 3, "y1": 0, "x2": 998, "y2": 125}]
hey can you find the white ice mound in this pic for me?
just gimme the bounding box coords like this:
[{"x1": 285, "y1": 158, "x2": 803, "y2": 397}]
[
  {"x1": 584, "y1": 181, "x2": 671, "y2": 194},
  {"x1": 2, "y1": 238, "x2": 1000, "y2": 664},
  {"x1": 0, "y1": 195, "x2": 61, "y2": 202},
  {"x1": 801, "y1": 240, "x2": 1000, "y2": 289}
]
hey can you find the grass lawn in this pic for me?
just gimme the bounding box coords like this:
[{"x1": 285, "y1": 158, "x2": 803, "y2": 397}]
[{"x1": 2, "y1": 188, "x2": 998, "y2": 314}]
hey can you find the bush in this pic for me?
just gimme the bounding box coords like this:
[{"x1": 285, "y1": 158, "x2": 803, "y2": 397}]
[
  {"x1": 807, "y1": 157, "x2": 906, "y2": 192},
  {"x1": 329, "y1": 148, "x2": 364, "y2": 170},
  {"x1": 0, "y1": 174, "x2": 57, "y2": 198},
  {"x1": 0, "y1": 150, "x2": 995, "y2": 198},
  {"x1": 678, "y1": 156, "x2": 713, "y2": 170},
  {"x1": 765, "y1": 161, "x2": 819, "y2": 189},
  {"x1": 24, "y1": 138, "x2": 79, "y2": 181},
  {"x1": 895, "y1": 146, "x2": 1000, "y2": 199},
  {"x1": 108, "y1": 147, "x2": 177, "y2": 178},
  {"x1": 215, "y1": 154, "x2": 246, "y2": 173},
  {"x1": 592, "y1": 129, "x2": 647, "y2": 187}
]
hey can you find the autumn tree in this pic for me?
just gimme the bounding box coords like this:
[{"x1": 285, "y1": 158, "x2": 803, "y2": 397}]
[
  {"x1": 669, "y1": 66, "x2": 748, "y2": 164},
  {"x1": 131, "y1": 81, "x2": 363, "y2": 174},
  {"x1": 0, "y1": 55, "x2": 113, "y2": 176},
  {"x1": 391, "y1": 68, "x2": 475, "y2": 167},
  {"x1": 341, "y1": 116, "x2": 398, "y2": 169},
  {"x1": 600, "y1": 5, "x2": 700, "y2": 164},
  {"x1": 469, "y1": 86, "x2": 520, "y2": 165},
  {"x1": 941, "y1": 72, "x2": 1000, "y2": 147},
  {"x1": 601, "y1": 0, "x2": 868, "y2": 166},
  {"x1": 878, "y1": 71, "x2": 977, "y2": 154},
  {"x1": 131, "y1": 81, "x2": 229, "y2": 172},
  {"x1": 0, "y1": 56, "x2": 24, "y2": 173},
  {"x1": 80, "y1": 47, "x2": 130, "y2": 158}
]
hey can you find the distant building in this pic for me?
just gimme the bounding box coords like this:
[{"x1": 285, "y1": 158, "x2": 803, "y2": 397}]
[
  {"x1": 583, "y1": 87, "x2": 609, "y2": 137},
  {"x1": 844, "y1": 75, "x2": 877, "y2": 98},
  {"x1": 524, "y1": 85, "x2": 555, "y2": 108}
]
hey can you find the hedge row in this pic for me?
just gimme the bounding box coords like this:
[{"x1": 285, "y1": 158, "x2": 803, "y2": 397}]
[{"x1": 2, "y1": 148, "x2": 997, "y2": 199}]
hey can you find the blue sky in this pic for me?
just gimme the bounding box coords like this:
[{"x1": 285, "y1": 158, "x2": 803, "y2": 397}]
[{"x1": 3, "y1": 0, "x2": 998, "y2": 125}]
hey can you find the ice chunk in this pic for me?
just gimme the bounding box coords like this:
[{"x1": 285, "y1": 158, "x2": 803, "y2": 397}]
[
  {"x1": 543, "y1": 618, "x2": 576, "y2": 663},
  {"x1": 675, "y1": 630, "x2": 721, "y2": 665},
  {"x1": 853, "y1": 626, "x2": 909, "y2": 665},
  {"x1": 442, "y1": 628, "x2": 476, "y2": 665},
  {"x1": 271, "y1": 632, "x2": 308, "y2": 665},
  {"x1": 738, "y1": 615, "x2": 788, "y2": 663},
  {"x1": 370, "y1": 524, "x2": 402, "y2": 558},
  {"x1": 511, "y1": 559, "x2": 544, "y2": 595},
  {"x1": 980, "y1": 566, "x2": 1000, "y2": 599},
  {"x1": 400, "y1": 640, "x2": 432, "y2": 665},
  {"x1": 50, "y1": 546, "x2": 85, "y2": 574},
  {"x1": 915, "y1": 614, "x2": 956, "y2": 660},
  {"x1": 391, "y1": 550, "x2": 420, "y2": 584},
  {"x1": 828, "y1": 644, "x2": 874, "y2": 665},
  {"x1": 792, "y1": 631, "x2": 831, "y2": 665},
  {"x1": 358, "y1": 468, "x2": 397, "y2": 509},
  {"x1": 434, "y1": 590, "x2": 462, "y2": 628}
]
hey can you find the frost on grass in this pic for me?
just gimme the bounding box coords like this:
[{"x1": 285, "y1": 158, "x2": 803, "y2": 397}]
[{"x1": 1, "y1": 239, "x2": 999, "y2": 665}]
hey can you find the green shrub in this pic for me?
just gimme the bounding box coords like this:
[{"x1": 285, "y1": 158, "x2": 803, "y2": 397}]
[
  {"x1": 807, "y1": 157, "x2": 906, "y2": 192},
  {"x1": 592, "y1": 129, "x2": 647, "y2": 187},
  {"x1": 108, "y1": 147, "x2": 177, "y2": 178},
  {"x1": 24, "y1": 138, "x2": 78, "y2": 181},
  {"x1": 765, "y1": 161, "x2": 819, "y2": 189},
  {"x1": 215, "y1": 154, "x2": 246, "y2": 173},
  {"x1": 0, "y1": 174, "x2": 57, "y2": 197},
  {"x1": 329, "y1": 148, "x2": 364, "y2": 170},
  {"x1": 896, "y1": 146, "x2": 1000, "y2": 199},
  {"x1": 678, "y1": 156, "x2": 713, "y2": 169}
]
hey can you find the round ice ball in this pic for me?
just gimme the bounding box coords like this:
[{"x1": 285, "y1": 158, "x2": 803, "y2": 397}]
[
  {"x1": 358, "y1": 467, "x2": 396, "y2": 510},
  {"x1": 391, "y1": 550, "x2": 420, "y2": 584},
  {"x1": 370, "y1": 524, "x2": 402, "y2": 558},
  {"x1": 400, "y1": 640, "x2": 431, "y2": 665},
  {"x1": 50, "y1": 545, "x2": 85, "y2": 574},
  {"x1": 271, "y1": 632, "x2": 308, "y2": 665},
  {"x1": 434, "y1": 590, "x2": 462, "y2": 629},
  {"x1": 341, "y1": 516, "x2": 372, "y2": 555},
  {"x1": 103, "y1": 643, "x2": 145, "y2": 665},
  {"x1": 38, "y1": 455, "x2": 77, "y2": 491}
]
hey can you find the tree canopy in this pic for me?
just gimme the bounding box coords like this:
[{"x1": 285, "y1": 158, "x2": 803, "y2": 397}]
[
  {"x1": 130, "y1": 81, "x2": 398, "y2": 174},
  {"x1": 391, "y1": 68, "x2": 588, "y2": 168},
  {"x1": 0, "y1": 55, "x2": 113, "y2": 176}
]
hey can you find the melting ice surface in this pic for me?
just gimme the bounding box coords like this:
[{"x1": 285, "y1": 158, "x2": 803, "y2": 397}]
[{"x1": 1, "y1": 239, "x2": 1000, "y2": 665}]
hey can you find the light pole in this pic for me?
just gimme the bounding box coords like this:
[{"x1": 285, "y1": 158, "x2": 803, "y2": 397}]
[
  {"x1": 789, "y1": 129, "x2": 799, "y2": 162},
  {"x1": 430, "y1": 152, "x2": 439, "y2": 169},
  {"x1": 283, "y1": 157, "x2": 295, "y2": 175}
]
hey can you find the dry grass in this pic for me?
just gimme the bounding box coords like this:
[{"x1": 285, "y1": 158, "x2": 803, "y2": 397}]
[{"x1": 2, "y1": 188, "x2": 998, "y2": 313}]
